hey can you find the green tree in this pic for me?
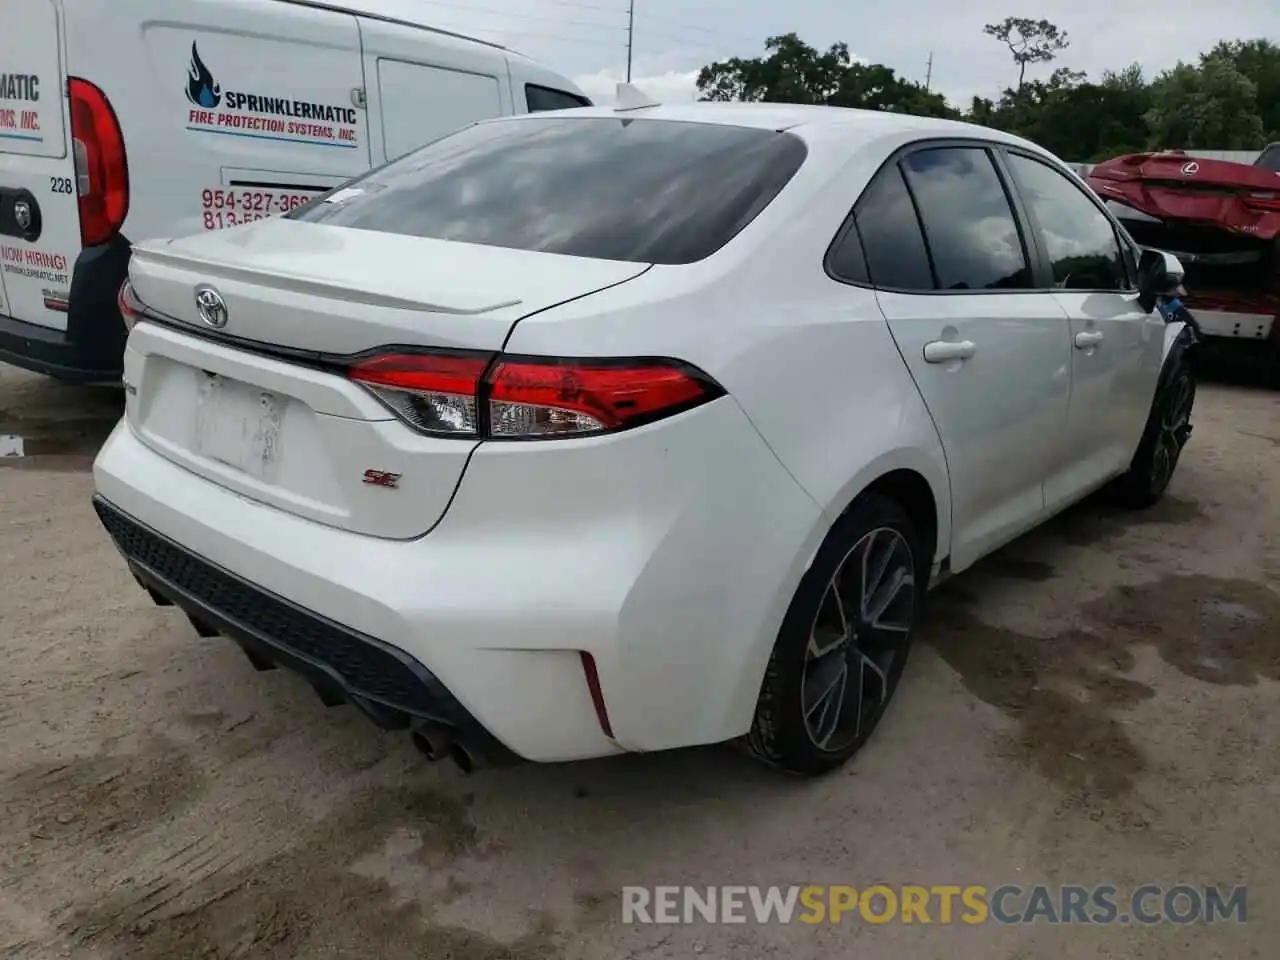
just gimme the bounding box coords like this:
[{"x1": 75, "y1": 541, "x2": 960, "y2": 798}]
[
  {"x1": 696, "y1": 33, "x2": 956, "y2": 118},
  {"x1": 698, "y1": 28, "x2": 1274, "y2": 163},
  {"x1": 959, "y1": 61, "x2": 1155, "y2": 162},
  {"x1": 1091, "y1": 65, "x2": 1154, "y2": 159},
  {"x1": 1202, "y1": 39, "x2": 1280, "y2": 139},
  {"x1": 1144, "y1": 59, "x2": 1265, "y2": 149},
  {"x1": 697, "y1": 33, "x2": 853, "y2": 104},
  {"x1": 983, "y1": 17, "x2": 1070, "y2": 92}
]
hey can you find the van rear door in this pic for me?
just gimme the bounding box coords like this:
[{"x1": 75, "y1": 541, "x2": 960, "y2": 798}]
[
  {"x1": 135, "y1": 5, "x2": 371, "y2": 238},
  {"x1": 356, "y1": 19, "x2": 513, "y2": 165},
  {"x1": 0, "y1": 0, "x2": 81, "y2": 331}
]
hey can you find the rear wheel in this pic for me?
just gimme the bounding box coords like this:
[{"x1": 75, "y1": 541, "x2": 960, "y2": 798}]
[
  {"x1": 747, "y1": 495, "x2": 923, "y2": 776},
  {"x1": 1115, "y1": 356, "x2": 1196, "y2": 509}
]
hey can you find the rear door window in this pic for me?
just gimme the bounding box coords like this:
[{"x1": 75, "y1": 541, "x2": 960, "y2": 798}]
[
  {"x1": 525, "y1": 84, "x2": 592, "y2": 112},
  {"x1": 289, "y1": 117, "x2": 807, "y2": 264},
  {"x1": 902, "y1": 147, "x2": 1032, "y2": 291},
  {"x1": 844, "y1": 165, "x2": 935, "y2": 291}
]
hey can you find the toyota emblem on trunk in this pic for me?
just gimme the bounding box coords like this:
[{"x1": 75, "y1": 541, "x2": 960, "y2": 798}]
[{"x1": 194, "y1": 285, "x2": 228, "y2": 328}]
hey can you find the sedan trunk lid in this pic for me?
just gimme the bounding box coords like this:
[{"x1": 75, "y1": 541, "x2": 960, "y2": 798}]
[
  {"x1": 129, "y1": 217, "x2": 650, "y2": 355},
  {"x1": 123, "y1": 218, "x2": 651, "y2": 539}
]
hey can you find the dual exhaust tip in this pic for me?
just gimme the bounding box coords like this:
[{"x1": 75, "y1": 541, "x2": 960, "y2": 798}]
[
  {"x1": 148, "y1": 586, "x2": 488, "y2": 773},
  {"x1": 412, "y1": 724, "x2": 482, "y2": 774}
]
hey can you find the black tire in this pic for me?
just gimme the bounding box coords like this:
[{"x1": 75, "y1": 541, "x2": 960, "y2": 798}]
[
  {"x1": 746, "y1": 494, "x2": 926, "y2": 776},
  {"x1": 1114, "y1": 348, "x2": 1197, "y2": 509}
]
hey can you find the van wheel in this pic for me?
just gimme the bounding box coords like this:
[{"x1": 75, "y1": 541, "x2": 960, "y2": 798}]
[
  {"x1": 746, "y1": 494, "x2": 923, "y2": 776},
  {"x1": 1115, "y1": 357, "x2": 1196, "y2": 509}
]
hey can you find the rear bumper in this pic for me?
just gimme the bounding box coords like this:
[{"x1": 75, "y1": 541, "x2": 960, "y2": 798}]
[
  {"x1": 93, "y1": 495, "x2": 522, "y2": 766},
  {"x1": 0, "y1": 235, "x2": 130, "y2": 382},
  {"x1": 92, "y1": 396, "x2": 823, "y2": 763},
  {"x1": 1192, "y1": 309, "x2": 1276, "y2": 341}
]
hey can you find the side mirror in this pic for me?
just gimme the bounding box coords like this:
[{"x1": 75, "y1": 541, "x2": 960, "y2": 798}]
[{"x1": 1137, "y1": 248, "x2": 1185, "y2": 312}]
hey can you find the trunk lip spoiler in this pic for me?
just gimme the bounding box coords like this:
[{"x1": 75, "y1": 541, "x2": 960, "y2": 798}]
[{"x1": 134, "y1": 246, "x2": 525, "y2": 315}]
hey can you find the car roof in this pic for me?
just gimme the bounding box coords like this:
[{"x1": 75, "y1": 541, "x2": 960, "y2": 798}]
[
  {"x1": 279, "y1": 1, "x2": 589, "y2": 97},
  {"x1": 506, "y1": 100, "x2": 1053, "y2": 155},
  {"x1": 281, "y1": 0, "x2": 510, "y2": 52}
]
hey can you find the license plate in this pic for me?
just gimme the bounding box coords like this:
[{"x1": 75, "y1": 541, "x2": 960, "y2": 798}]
[{"x1": 194, "y1": 374, "x2": 283, "y2": 480}]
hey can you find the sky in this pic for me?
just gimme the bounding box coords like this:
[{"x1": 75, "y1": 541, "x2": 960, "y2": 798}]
[{"x1": 377, "y1": 0, "x2": 1280, "y2": 108}]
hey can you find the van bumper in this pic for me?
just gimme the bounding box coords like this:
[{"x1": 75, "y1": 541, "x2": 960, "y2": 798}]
[{"x1": 0, "y1": 234, "x2": 131, "y2": 383}]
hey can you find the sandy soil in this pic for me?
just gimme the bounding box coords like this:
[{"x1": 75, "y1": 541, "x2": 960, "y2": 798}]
[{"x1": 0, "y1": 363, "x2": 1277, "y2": 959}]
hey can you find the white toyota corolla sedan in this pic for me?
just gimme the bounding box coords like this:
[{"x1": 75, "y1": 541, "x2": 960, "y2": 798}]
[{"x1": 93, "y1": 98, "x2": 1197, "y2": 776}]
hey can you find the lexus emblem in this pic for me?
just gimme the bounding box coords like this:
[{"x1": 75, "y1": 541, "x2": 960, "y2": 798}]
[
  {"x1": 1180, "y1": 161, "x2": 1199, "y2": 176},
  {"x1": 12, "y1": 199, "x2": 32, "y2": 231},
  {"x1": 194, "y1": 285, "x2": 228, "y2": 328}
]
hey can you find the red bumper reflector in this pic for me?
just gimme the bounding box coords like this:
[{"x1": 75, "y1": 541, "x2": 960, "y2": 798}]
[{"x1": 580, "y1": 651, "x2": 615, "y2": 739}]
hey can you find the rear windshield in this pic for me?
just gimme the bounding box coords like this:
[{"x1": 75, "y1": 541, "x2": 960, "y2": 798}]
[
  {"x1": 1257, "y1": 144, "x2": 1280, "y2": 172},
  {"x1": 288, "y1": 117, "x2": 808, "y2": 264}
]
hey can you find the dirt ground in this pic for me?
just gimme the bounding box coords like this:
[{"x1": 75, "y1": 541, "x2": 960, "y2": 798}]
[{"x1": 0, "y1": 362, "x2": 1276, "y2": 960}]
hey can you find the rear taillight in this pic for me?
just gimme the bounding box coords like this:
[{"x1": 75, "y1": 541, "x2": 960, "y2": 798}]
[
  {"x1": 487, "y1": 358, "x2": 717, "y2": 437},
  {"x1": 348, "y1": 351, "x2": 724, "y2": 440},
  {"x1": 349, "y1": 352, "x2": 489, "y2": 436},
  {"x1": 117, "y1": 278, "x2": 148, "y2": 331},
  {"x1": 68, "y1": 77, "x2": 129, "y2": 247},
  {"x1": 1245, "y1": 190, "x2": 1280, "y2": 211}
]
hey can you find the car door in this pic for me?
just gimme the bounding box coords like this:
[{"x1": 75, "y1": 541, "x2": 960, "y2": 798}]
[
  {"x1": 833, "y1": 144, "x2": 1073, "y2": 572},
  {"x1": 1002, "y1": 151, "x2": 1165, "y2": 512}
]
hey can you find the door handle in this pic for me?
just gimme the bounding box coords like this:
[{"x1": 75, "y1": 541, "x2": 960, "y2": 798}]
[
  {"x1": 923, "y1": 340, "x2": 977, "y2": 363},
  {"x1": 1074, "y1": 331, "x2": 1105, "y2": 349}
]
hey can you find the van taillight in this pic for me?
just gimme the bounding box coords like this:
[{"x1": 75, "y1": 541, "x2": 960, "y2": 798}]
[
  {"x1": 68, "y1": 77, "x2": 129, "y2": 247},
  {"x1": 348, "y1": 351, "x2": 725, "y2": 440}
]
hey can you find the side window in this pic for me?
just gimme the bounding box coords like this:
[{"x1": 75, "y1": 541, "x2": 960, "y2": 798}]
[
  {"x1": 1006, "y1": 153, "x2": 1130, "y2": 291},
  {"x1": 826, "y1": 220, "x2": 869, "y2": 284},
  {"x1": 525, "y1": 84, "x2": 592, "y2": 112},
  {"x1": 846, "y1": 165, "x2": 935, "y2": 291},
  {"x1": 902, "y1": 147, "x2": 1032, "y2": 291}
]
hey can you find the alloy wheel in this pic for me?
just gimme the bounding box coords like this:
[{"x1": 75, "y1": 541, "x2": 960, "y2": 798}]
[
  {"x1": 801, "y1": 527, "x2": 916, "y2": 752},
  {"x1": 1151, "y1": 375, "x2": 1194, "y2": 493}
]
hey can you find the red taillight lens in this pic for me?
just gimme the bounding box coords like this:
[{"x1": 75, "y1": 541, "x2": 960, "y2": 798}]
[
  {"x1": 487, "y1": 358, "x2": 715, "y2": 437},
  {"x1": 117, "y1": 278, "x2": 145, "y2": 331},
  {"x1": 68, "y1": 77, "x2": 129, "y2": 247},
  {"x1": 349, "y1": 351, "x2": 491, "y2": 437},
  {"x1": 1244, "y1": 190, "x2": 1280, "y2": 211},
  {"x1": 348, "y1": 351, "x2": 723, "y2": 440}
]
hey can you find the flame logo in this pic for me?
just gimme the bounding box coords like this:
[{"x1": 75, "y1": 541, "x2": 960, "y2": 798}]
[{"x1": 184, "y1": 42, "x2": 221, "y2": 109}]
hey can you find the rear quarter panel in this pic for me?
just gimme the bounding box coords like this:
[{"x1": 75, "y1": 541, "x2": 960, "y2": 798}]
[
  {"x1": 501, "y1": 127, "x2": 952, "y2": 739},
  {"x1": 503, "y1": 124, "x2": 952, "y2": 556}
]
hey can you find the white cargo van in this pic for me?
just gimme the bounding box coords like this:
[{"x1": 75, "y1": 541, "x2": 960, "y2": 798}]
[{"x1": 0, "y1": 0, "x2": 590, "y2": 383}]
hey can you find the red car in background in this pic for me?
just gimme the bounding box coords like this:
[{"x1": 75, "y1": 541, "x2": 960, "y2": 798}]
[{"x1": 1088, "y1": 144, "x2": 1280, "y2": 383}]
